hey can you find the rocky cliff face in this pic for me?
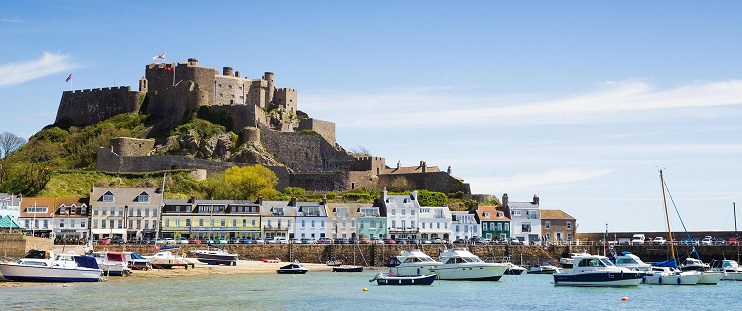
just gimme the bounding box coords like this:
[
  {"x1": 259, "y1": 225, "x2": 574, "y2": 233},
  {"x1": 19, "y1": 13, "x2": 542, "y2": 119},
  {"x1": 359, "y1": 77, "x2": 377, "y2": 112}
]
[{"x1": 151, "y1": 130, "x2": 280, "y2": 168}]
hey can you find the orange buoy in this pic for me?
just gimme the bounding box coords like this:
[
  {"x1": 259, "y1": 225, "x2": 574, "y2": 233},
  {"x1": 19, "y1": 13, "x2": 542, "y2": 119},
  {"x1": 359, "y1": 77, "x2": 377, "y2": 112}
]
[
  {"x1": 621, "y1": 297, "x2": 629, "y2": 301},
  {"x1": 362, "y1": 288, "x2": 368, "y2": 292}
]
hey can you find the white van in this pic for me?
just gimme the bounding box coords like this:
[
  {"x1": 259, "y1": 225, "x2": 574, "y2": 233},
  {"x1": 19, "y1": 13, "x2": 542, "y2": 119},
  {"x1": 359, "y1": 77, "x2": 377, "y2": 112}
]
[{"x1": 631, "y1": 234, "x2": 646, "y2": 245}]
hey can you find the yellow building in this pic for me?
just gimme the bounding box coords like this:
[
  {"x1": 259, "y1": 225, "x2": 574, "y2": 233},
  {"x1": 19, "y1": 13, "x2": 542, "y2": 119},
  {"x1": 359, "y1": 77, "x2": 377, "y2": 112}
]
[{"x1": 161, "y1": 199, "x2": 261, "y2": 240}]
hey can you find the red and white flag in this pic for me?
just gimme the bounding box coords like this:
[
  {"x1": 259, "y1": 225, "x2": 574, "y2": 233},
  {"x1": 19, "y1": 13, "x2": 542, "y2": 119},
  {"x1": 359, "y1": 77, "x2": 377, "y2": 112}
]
[
  {"x1": 0, "y1": 196, "x2": 12, "y2": 201},
  {"x1": 65, "y1": 73, "x2": 72, "y2": 82},
  {"x1": 153, "y1": 52, "x2": 166, "y2": 61}
]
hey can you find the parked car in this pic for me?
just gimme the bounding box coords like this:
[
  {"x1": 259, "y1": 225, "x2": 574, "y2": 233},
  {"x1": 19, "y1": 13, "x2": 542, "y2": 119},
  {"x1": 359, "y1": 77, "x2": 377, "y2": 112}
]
[
  {"x1": 230, "y1": 238, "x2": 241, "y2": 244},
  {"x1": 290, "y1": 238, "x2": 302, "y2": 244},
  {"x1": 383, "y1": 238, "x2": 396, "y2": 244},
  {"x1": 179, "y1": 237, "x2": 189, "y2": 244},
  {"x1": 338, "y1": 238, "x2": 350, "y2": 244},
  {"x1": 239, "y1": 238, "x2": 252, "y2": 244},
  {"x1": 469, "y1": 237, "x2": 483, "y2": 244},
  {"x1": 301, "y1": 238, "x2": 317, "y2": 244},
  {"x1": 275, "y1": 237, "x2": 289, "y2": 244},
  {"x1": 394, "y1": 238, "x2": 407, "y2": 244},
  {"x1": 202, "y1": 238, "x2": 215, "y2": 244},
  {"x1": 164, "y1": 238, "x2": 177, "y2": 245},
  {"x1": 154, "y1": 238, "x2": 165, "y2": 244},
  {"x1": 317, "y1": 237, "x2": 334, "y2": 244},
  {"x1": 701, "y1": 236, "x2": 713, "y2": 245},
  {"x1": 216, "y1": 237, "x2": 229, "y2": 244},
  {"x1": 482, "y1": 238, "x2": 493, "y2": 245},
  {"x1": 679, "y1": 238, "x2": 691, "y2": 245},
  {"x1": 111, "y1": 236, "x2": 125, "y2": 244},
  {"x1": 692, "y1": 238, "x2": 700, "y2": 245},
  {"x1": 188, "y1": 238, "x2": 202, "y2": 244},
  {"x1": 652, "y1": 237, "x2": 666, "y2": 244},
  {"x1": 714, "y1": 237, "x2": 726, "y2": 245},
  {"x1": 349, "y1": 238, "x2": 360, "y2": 244},
  {"x1": 370, "y1": 238, "x2": 384, "y2": 244},
  {"x1": 266, "y1": 237, "x2": 277, "y2": 244},
  {"x1": 509, "y1": 237, "x2": 522, "y2": 245},
  {"x1": 454, "y1": 238, "x2": 467, "y2": 244},
  {"x1": 422, "y1": 239, "x2": 433, "y2": 244},
  {"x1": 98, "y1": 238, "x2": 112, "y2": 245},
  {"x1": 729, "y1": 237, "x2": 739, "y2": 245},
  {"x1": 253, "y1": 238, "x2": 265, "y2": 244}
]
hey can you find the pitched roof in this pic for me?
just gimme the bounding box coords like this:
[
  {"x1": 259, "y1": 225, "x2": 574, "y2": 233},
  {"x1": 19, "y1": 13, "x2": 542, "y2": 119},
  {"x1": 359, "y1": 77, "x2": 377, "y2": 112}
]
[
  {"x1": 380, "y1": 163, "x2": 441, "y2": 175},
  {"x1": 540, "y1": 209, "x2": 575, "y2": 220},
  {"x1": 476, "y1": 205, "x2": 509, "y2": 221}
]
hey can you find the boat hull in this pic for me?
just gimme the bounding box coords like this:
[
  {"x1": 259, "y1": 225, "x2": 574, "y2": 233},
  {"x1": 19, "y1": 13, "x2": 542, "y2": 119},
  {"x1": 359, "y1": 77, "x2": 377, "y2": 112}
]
[
  {"x1": 390, "y1": 264, "x2": 441, "y2": 277},
  {"x1": 276, "y1": 269, "x2": 308, "y2": 274},
  {"x1": 191, "y1": 252, "x2": 238, "y2": 266},
  {"x1": 553, "y1": 271, "x2": 643, "y2": 287},
  {"x1": 436, "y1": 264, "x2": 508, "y2": 281},
  {"x1": 642, "y1": 272, "x2": 701, "y2": 285},
  {"x1": 332, "y1": 266, "x2": 363, "y2": 272},
  {"x1": 0, "y1": 263, "x2": 102, "y2": 282},
  {"x1": 505, "y1": 267, "x2": 525, "y2": 275},
  {"x1": 374, "y1": 274, "x2": 436, "y2": 285},
  {"x1": 697, "y1": 272, "x2": 722, "y2": 285}
]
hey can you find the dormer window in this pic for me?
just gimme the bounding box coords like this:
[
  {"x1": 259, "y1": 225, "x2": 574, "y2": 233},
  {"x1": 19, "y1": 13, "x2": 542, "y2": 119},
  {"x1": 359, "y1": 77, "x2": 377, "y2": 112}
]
[
  {"x1": 136, "y1": 192, "x2": 150, "y2": 203},
  {"x1": 484, "y1": 212, "x2": 490, "y2": 217},
  {"x1": 102, "y1": 191, "x2": 114, "y2": 202}
]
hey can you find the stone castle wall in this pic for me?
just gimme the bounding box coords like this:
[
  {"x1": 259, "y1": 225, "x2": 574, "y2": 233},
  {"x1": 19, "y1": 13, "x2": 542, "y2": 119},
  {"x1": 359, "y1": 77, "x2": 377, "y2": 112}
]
[
  {"x1": 110, "y1": 137, "x2": 155, "y2": 156},
  {"x1": 297, "y1": 118, "x2": 336, "y2": 146},
  {"x1": 352, "y1": 156, "x2": 386, "y2": 174},
  {"x1": 289, "y1": 171, "x2": 349, "y2": 192},
  {"x1": 260, "y1": 125, "x2": 353, "y2": 173},
  {"x1": 378, "y1": 171, "x2": 472, "y2": 194},
  {"x1": 56, "y1": 87, "x2": 144, "y2": 127}
]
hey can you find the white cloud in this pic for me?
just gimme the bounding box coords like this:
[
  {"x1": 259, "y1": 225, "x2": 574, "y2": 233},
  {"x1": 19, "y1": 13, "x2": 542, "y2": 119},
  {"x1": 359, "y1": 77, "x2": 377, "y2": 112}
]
[
  {"x1": 302, "y1": 80, "x2": 742, "y2": 128},
  {"x1": 0, "y1": 17, "x2": 24, "y2": 23},
  {"x1": 468, "y1": 168, "x2": 613, "y2": 193},
  {"x1": 0, "y1": 52, "x2": 76, "y2": 87}
]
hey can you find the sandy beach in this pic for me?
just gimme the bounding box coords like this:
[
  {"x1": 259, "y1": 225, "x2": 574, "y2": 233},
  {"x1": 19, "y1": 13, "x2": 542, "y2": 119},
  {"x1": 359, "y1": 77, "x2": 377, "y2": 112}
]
[{"x1": 0, "y1": 260, "x2": 375, "y2": 288}]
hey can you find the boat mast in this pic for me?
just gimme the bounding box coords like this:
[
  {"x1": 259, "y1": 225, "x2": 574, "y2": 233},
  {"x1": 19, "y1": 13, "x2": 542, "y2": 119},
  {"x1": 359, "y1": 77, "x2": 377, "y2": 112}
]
[
  {"x1": 735, "y1": 202, "x2": 739, "y2": 263},
  {"x1": 659, "y1": 169, "x2": 677, "y2": 260}
]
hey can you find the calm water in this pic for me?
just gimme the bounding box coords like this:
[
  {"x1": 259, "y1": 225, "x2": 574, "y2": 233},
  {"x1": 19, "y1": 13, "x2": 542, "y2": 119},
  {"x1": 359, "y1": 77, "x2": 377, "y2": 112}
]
[{"x1": 2, "y1": 272, "x2": 742, "y2": 310}]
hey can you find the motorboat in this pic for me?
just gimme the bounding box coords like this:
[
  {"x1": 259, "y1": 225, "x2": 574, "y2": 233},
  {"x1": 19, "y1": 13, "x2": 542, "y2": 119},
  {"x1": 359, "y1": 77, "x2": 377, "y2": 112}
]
[
  {"x1": 610, "y1": 251, "x2": 651, "y2": 272},
  {"x1": 435, "y1": 248, "x2": 508, "y2": 281},
  {"x1": 276, "y1": 261, "x2": 308, "y2": 274},
  {"x1": 504, "y1": 263, "x2": 527, "y2": 275},
  {"x1": 262, "y1": 257, "x2": 281, "y2": 263},
  {"x1": 144, "y1": 251, "x2": 195, "y2": 269},
  {"x1": 326, "y1": 258, "x2": 343, "y2": 266},
  {"x1": 527, "y1": 263, "x2": 561, "y2": 274},
  {"x1": 0, "y1": 252, "x2": 103, "y2": 282},
  {"x1": 642, "y1": 266, "x2": 702, "y2": 285},
  {"x1": 678, "y1": 258, "x2": 721, "y2": 285},
  {"x1": 712, "y1": 259, "x2": 742, "y2": 281},
  {"x1": 387, "y1": 249, "x2": 442, "y2": 277},
  {"x1": 332, "y1": 265, "x2": 363, "y2": 272},
  {"x1": 92, "y1": 251, "x2": 132, "y2": 276},
  {"x1": 559, "y1": 252, "x2": 591, "y2": 268},
  {"x1": 190, "y1": 245, "x2": 238, "y2": 266},
  {"x1": 552, "y1": 255, "x2": 644, "y2": 287},
  {"x1": 123, "y1": 252, "x2": 152, "y2": 270},
  {"x1": 369, "y1": 272, "x2": 436, "y2": 285}
]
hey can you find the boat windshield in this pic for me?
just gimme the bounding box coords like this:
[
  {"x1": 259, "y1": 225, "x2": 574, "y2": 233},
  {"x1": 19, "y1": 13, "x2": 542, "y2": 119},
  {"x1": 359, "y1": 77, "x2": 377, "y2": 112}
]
[
  {"x1": 578, "y1": 258, "x2": 610, "y2": 267},
  {"x1": 600, "y1": 258, "x2": 615, "y2": 267},
  {"x1": 462, "y1": 257, "x2": 482, "y2": 263},
  {"x1": 404, "y1": 256, "x2": 434, "y2": 263}
]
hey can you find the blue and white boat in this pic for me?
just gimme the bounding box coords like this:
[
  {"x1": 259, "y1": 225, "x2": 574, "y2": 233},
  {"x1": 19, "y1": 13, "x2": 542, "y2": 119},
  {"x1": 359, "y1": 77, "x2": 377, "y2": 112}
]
[
  {"x1": 553, "y1": 255, "x2": 643, "y2": 287},
  {"x1": 0, "y1": 253, "x2": 103, "y2": 282},
  {"x1": 190, "y1": 244, "x2": 238, "y2": 266},
  {"x1": 370, "y1": 272, "x2": 436, "y2": 285}
]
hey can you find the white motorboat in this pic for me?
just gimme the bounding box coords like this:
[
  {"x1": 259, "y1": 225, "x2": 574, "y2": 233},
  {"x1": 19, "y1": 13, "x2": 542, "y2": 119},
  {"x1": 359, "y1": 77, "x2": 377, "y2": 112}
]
[
  {"x1": 678, "y1": 258, "x2": 721, "y2": 285},
  {"x1": 123, "y1": 252, "x2": 153, "y2": 271},
  {"x1": 435, "y1": 248, "x2": 508, "y2": 281},
  {"x1": 527, "y1": 263, "x2": 561, "y2": 274},
  {"x1": 190, "y1": 247, "x2": 238, "y2": 266},
  {"x1": 0, "y1": 253, "x2": 103, "y2": 282},
  {"x1": 679, "y1": 258, "x2": 710, "y2": 271},
  {"x1": 386, "y1": 249, "x2": 442, "y2": 276},
  {"x1": 642, "y1": 266, "x2": 702, "y2": 285},
  {"x1": 276, "y1": 261, "x2": 308, "y2": 274},
  {"x1": 92, "y1": 251, "x2": 132, "y2": 276},
  {"x1": 553, "y1": 255, "x2": 644, "y2": 287},
  {"x1": 712, "y1": 259, "x2": 742, "y2": 281},
  {"x1": 504, "y1": 263, "x2": 527, "y2": 275},
  {"x1": 559, "y1": 252, "x2": 591, "y2": 268},
  {"x1": 144, "y1": 251, "x2": 194, "y2": 269},
  {"x1": 610, "y1": 251, "x2": 651, "y2": 272}
]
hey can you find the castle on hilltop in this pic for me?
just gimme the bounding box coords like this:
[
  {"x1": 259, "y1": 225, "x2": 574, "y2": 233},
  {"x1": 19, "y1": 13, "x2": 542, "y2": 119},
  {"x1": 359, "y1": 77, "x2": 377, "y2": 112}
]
[{"x1": 55, "y1": 57, "x2": 470, "y2": 195}]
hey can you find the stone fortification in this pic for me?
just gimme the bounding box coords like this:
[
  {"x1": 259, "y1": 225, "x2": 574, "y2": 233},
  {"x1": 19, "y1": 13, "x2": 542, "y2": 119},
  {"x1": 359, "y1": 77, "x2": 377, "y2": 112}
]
[
  {"x1": 56, "y1": 86, "x2": 144, "y2": 126},
  {"x1": 298, "y1": 118, "x2": 336, "y2": 146},
  {"x1": 259, "y1": 124, "x2": 353, "y2": 173},
  {"x1": 109, "y1": 137, "x2": 154, "y2": 156},
  {"x1": 379, "y1": 170, "x2": 471, "y2": 194}
]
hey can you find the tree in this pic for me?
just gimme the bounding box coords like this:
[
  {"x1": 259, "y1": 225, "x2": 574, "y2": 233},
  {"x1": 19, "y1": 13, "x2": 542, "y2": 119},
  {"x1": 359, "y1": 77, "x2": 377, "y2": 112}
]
[
  {"x1": 418, "y1": 190, "x2": 448, "y2": 207},
  {"x1": 0, "y1": 132, "x2": 26, "y2": 158},
  {"x1": 207, "y1": 164, "x2": 278, "y2": 199},
  {"x1": 388, "y1": 176, "x2": 409, "y2": 192}
]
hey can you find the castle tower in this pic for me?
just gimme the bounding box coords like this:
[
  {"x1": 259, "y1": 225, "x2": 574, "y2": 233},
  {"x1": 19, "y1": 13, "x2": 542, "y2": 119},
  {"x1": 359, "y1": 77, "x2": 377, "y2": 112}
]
[
  {"x1": 139, "y1": 77, "x2": 148, "y2": 92},
  {"x1": 188, "y1": 58, "x2": 199, "y2": 66},
  {"x1": 223, "y1": 67, "x2": 234, "y2": 76},
  {"x1": 264, "y1": 72, "x2": 274, "y2": 106}
]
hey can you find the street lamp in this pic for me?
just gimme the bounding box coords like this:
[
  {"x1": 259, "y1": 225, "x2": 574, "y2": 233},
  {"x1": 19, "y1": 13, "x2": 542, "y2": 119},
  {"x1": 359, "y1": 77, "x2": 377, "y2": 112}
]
[{"x1": 604, "y1": 223, "x2": 608, "y2": 256}]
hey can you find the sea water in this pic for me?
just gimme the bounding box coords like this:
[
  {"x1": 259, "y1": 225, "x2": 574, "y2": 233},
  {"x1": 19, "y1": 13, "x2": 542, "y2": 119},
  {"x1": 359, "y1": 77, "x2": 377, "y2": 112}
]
[{"x1": 2, "y1": 273, "x2": 741, "y2": 310}]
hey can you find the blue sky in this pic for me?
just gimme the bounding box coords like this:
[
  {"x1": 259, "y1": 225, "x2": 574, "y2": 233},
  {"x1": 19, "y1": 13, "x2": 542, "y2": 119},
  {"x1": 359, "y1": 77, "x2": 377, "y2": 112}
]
[{"x1": 2, "y1": 1, "x2": 742, "y2": 233}]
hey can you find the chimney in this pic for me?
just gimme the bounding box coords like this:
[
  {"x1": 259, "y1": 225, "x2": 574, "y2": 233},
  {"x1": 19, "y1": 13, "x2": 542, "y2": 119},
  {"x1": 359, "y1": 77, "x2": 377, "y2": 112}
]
[
  {"x1": 257, "y1": 193, "x2": 263, "y2": 205},
  {"x1": 190, "y1": 195, "x2": 195, "y2": 203},
  {"x1": 532, "y1": 194, "x2": 539, "y2": 205},
  {"x1": 411, "y1": 190, "x2": 418, "y2": 201},
  {"x1": 289, "y1": 196, "x2": 297, "y2": 207},
  {"x1": 447, "y1": 166, "x2": 452, "y2": 174},
  {"x1": 322, "y1": 195, "x2": 327, "y2": 205},
  {"x1": 188, "y1": 58, "x2": 198, "y2": 66},
  {"x1": 223, "y1": 67, "x2": 234, "y2": 76},
  {"x1": 502, "y1": 193, "x2": 509, "y2": 208},
  {"x1": 235, "y1": 71, "x2": 240, "y2": 78},
  {"x1": 396, "y1": 161, "x2": 401, "y2": 170},
  {"x1": 421, "y1": 161, "x2": 426, "y2": 173}
]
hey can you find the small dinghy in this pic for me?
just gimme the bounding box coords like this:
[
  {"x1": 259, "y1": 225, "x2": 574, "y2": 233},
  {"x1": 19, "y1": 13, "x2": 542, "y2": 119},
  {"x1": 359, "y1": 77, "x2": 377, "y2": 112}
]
[{"x1": 369, "y1": 272, "x2": 436, "y2": 285}]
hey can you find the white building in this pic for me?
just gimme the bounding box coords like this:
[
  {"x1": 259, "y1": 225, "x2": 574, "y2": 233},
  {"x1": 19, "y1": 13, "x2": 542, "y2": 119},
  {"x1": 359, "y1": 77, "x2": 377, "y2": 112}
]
[
  {"x1": 0, "y1": 193, "x2": 21, "y2": 220},
  {"x1": 294, "y1": 199, "x2": 328, "y2": 240},
  {"x1": 90, "y1": 187, "x2": 163, "y2": 241},
  {"x1": 503, "y1": 193, "x2": 541, "y2": 245},
  {"x1": 418, "y1": 205, "x2": 452, "y2": 241},
  {"x1": 451, "y1": 211, "x2": 479, "y2": 242},
  {"x1": 381, "y1": 190, "x2": 421, "y2": 240}
]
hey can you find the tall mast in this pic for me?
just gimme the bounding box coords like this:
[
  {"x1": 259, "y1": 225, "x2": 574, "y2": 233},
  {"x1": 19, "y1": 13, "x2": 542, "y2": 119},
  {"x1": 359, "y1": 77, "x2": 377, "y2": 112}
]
[{"x1": 659, "y1": 169, "x2": 676, "y2": 260}]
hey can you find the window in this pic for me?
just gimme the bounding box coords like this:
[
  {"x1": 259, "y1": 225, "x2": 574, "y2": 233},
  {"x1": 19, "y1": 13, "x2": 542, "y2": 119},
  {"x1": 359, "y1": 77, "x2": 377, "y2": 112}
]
[
  {"x1": 186, "y1": 219, "x2": 192, "y2": 227},
  {"x1": 252, "y1": 219, "x2": 256, "y2": 226},
  {"x1": 370, "y1": 219, "x2": 376, "y2": 228},
  {"x1": 342, "y1": 220, "x2": 346, "y2": 228},
  {"x1": 165, "y1": 219, "x2": 170, "y2": 227},
  {"x1": 137, "y1": 192, "x2": 149, "y2": 202},
  {"x1": 402, "y1": 209, "x2": 406, "y2": 216},
  {"x1": 117, "y1": 220, "x2": 122, "y2": 229},
  {"x1": 513, "y1": 210, "x2": 521, "y2": 216},
  {"x1": 128, "y1": 208, "x2": 133, "y2": 216},
  {"x1": 301, "y1": 220, "x2": 305, "y2": 228},
  {"x1": 411, "y1": 209, "x2": 415, "y2": 215},
  {"x1": 522, "y1": 223, "x2": 531, "y2": 232},
  {"x1": 176, "y1": 219, "x2": 180, "y2": 227},
  {"x1": 199, "y1": 219, "x2": 204, "y2": 227},
  {"x1": 93, "y1": 220, "x2": 98, "y2": 229},
  {"x1": 59, "y1": 219, "x2": 65, "y2": 228},
  {"x1": 153, "y1": 221, "x2": 157, "y2": 229},
  {"x1": 145, "y1": 208, "x2": 150, "y2": 217},
  {"x1": 71, "y1": 219, "x2": 76, "y2": 227},
  {"x1": 360, "y1": 220, "x2": 364, "y2": 229},
  {"x1": 94, "y1": 208, "x2": 99, "y2": 216},
  {"x1": 81, "y1": 221, "x2": 86, "y2": 228},
  {"x1": 129, "y1": 220, "x2": 134, "y2": 228},
  {"x1": 242, "y1": 219, "x2": 247, "y2": 227},
  {"x1": 505, "y1": 223, "x2": 509, "y2": 231},
  {"x1": 391, "y1": 220, "x2": 396, "y2": 228},
  {"x1": 110, "y1": 207, "x2": 115, "y2": 215},
  {"x1": 391, "y1": 209, "x2": 395, "y2": 216},
  {"x1": 221, "y1": 219, "x2": 226, "y2": 227},
  {"x1": 351, "y1": 219, "x2": 355, "y2": 228},
  {"x1": 210, "y1": 219, "x2": 215, "y2": 227},
  {"x1": 567, "y1": 234, "x2": 572, "y2": 240},
  {"x1": 436, "y1": 222, "x2": 440, "y2": 229},
  {"x1": 153, "y1": 208, "x2": 157, "y2": 217},
  {"x1": 545, "y1": 221, "x2": 550, "y2": 229},
  {"x1": 102, "y1": 192, "x2": 114, "y2": 202},
  {"x1": 278, "y1": 220, "x2": 282, "y2": 228},
  {"x1": 144, "y1": 220, "x2": 149, "y2": 229},
  {"x1": 567, "y1": 222, "x2": 572, "y2": 229},
  {"x1": 497, "y1": 223, "x2": 502, "y2": 231},
  {"x1": 321, "y1": 220, "x2": 325, "y2": 228},
  {"x1": 411, "y1": 220, "x2": 415, "y2": 229},
  {"x1": 101, "y1": 220, "x2": 106, "y2": 229},
  {"x1": 233, "y1": 219, "x2": 237, "y2": 227},
  {"x1": 137, "y1": 209, "x2": 141, "y2": 217},
  {"x1": 456, "y1": 225, "x2": 460, "y2": 232},
  {"x1": 311, "y1": 220, "x2": 315, "y2": 228}
]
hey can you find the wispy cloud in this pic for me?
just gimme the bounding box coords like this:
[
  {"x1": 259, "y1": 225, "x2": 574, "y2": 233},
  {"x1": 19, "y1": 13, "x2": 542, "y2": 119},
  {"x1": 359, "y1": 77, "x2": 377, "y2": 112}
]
[
  {"x1": 0, "y1": 17, "x2": 24, "y2": 23},
  {"x1": 303, "y1": 80, "x2": 742, "y2": 128},
  {"x1": 0, "y1": 52, "x2": 76, "y2": 87},
  {"x1": 467, "y1": 168, "x2": 613, "y2": 193}
]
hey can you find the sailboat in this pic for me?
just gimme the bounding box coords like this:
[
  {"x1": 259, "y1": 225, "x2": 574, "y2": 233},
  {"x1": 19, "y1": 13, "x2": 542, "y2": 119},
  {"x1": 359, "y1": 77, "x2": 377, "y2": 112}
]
[{"x1": 642, "y1": 170, "x2": 703, "y2": 285}]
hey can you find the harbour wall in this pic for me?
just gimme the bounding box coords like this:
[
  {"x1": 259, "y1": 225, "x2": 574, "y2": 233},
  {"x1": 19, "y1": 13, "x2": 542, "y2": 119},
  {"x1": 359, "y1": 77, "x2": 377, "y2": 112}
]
[{"x1": 0, "y1": 234, "x2": 54, "y2": 259}]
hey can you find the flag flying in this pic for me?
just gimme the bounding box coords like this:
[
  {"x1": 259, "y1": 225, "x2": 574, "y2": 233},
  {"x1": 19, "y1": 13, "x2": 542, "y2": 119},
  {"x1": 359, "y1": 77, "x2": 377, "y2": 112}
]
[
  {"x1": 165, "y1": 66, "x2": 174, "y2": 72},
  {"x1": 153, "y1": 52, "x2": 166, "y2": 61},
  {"x1": 65, "y1": 74, "x2": 72, "y2": 82},
  {"x1": 0, "y1": 196, "x2": 12, "y2": 201}
]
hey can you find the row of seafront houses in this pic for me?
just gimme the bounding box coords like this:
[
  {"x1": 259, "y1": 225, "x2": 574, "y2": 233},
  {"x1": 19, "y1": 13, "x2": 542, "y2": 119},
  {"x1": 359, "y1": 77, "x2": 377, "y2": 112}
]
[{"x1": 0, "y1": 189, "x2": 577, "y2": 245}]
